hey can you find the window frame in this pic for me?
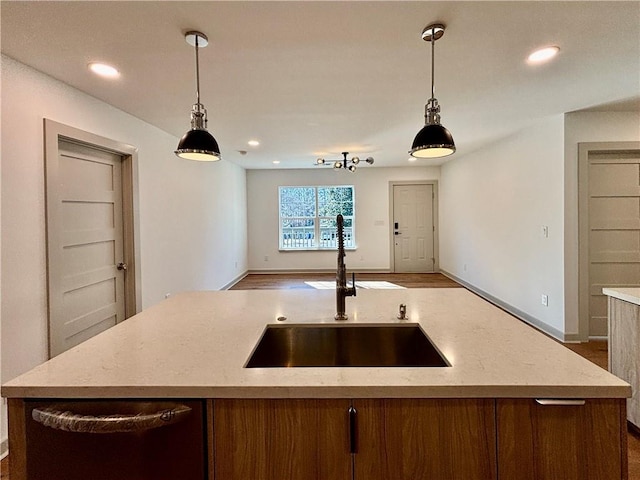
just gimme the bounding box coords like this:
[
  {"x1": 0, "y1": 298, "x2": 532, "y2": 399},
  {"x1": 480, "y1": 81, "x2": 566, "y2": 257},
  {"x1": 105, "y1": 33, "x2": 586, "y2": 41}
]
[{"x1": 278, "y1": 185, "x2": 356, "y2": 251}]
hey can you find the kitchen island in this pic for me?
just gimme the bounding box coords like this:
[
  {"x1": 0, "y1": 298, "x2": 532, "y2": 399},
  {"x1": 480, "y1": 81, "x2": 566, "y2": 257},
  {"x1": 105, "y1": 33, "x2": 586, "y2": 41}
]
[{"x1": 2, "y1": 288, "x2": 632, "y2": 479}]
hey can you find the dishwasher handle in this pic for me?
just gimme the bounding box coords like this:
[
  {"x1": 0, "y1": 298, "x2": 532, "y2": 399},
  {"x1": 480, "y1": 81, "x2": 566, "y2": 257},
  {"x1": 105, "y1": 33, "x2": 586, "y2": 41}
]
[{"x1": 32, "y1": 402, "x2": 192, "y2": 434}]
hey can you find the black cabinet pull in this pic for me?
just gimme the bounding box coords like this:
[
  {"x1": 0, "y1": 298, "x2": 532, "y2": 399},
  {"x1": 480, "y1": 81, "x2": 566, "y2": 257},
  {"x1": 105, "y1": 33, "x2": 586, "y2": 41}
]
[{"x1": 349, "y1": 406, "x2": 358, "y2": 453}]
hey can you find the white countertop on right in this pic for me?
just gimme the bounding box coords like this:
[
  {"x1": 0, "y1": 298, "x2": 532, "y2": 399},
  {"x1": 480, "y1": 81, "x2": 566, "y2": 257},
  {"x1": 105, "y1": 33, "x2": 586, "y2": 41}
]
[{"x1": 603, "y1": 288, "x2": 640, "y2": 306}]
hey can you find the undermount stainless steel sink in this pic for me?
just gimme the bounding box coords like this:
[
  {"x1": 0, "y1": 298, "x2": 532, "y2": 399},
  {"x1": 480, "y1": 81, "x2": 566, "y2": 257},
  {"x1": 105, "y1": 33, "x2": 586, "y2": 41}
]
[{"x1": 245, "y1": 324, "x2": 450, "y2": 368}]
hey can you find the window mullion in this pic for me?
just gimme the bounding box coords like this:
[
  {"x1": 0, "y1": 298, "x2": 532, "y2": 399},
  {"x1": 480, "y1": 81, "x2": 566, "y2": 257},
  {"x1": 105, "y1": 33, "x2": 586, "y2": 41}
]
[{"x1": 314, "y1": 187, "x2": 320, "y2": 248}]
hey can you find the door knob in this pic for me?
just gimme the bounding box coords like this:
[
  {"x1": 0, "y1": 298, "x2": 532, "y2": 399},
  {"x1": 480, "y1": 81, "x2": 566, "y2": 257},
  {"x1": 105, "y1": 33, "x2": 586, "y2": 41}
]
[{"x1": 117, "y1": 262, "x2": 128, "y2": 271}]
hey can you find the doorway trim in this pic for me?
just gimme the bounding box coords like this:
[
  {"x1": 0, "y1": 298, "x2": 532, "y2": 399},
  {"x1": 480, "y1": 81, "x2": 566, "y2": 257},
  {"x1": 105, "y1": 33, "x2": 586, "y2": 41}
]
[
  {"x1": 577, "y1": 141, "x2": 640, "y2": 341},
  {"x1": 388, "y1": 180, "x2": 439, "y2": 273},
  {"x1": 44, "y1": 119, "x2": 141, "y2": 356}
]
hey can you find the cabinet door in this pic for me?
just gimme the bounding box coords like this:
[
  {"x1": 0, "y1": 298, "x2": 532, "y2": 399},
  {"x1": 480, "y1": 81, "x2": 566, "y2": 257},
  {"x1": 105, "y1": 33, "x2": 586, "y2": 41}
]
[
  {"x1": 497, "y1": 398, "x2": 627, "y2": 480},
  {"x1": 354, "y1": 398, "x2": 497, "y2": 480},
  {"x1": 213, "y1": 399, "x2": 352, "y2": 480}
]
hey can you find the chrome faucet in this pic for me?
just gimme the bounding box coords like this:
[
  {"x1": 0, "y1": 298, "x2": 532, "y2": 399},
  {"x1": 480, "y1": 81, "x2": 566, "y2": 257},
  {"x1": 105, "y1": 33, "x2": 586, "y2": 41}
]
[{"x1": 335, "y1": 214, "x2": 356, "y2": 320}]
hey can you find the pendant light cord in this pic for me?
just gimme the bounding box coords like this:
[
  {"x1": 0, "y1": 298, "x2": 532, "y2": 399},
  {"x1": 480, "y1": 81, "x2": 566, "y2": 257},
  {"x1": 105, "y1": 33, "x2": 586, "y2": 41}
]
[
  {"x1": 424, "y1": 27, "x2": 441, "y2": 125},
  {"x1": 194, "y1": 35, "x2": 201, "y2": 106},
  {"x1": 430, "y1": 31, "x2": 435, "y2": 102}
]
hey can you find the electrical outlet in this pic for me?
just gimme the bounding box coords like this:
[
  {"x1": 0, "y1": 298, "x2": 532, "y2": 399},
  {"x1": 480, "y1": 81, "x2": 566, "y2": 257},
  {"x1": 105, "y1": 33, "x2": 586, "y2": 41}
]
[
  {"x1": 264, "y1": 255, "x2": 269, "y2": 262},
  {"x1": 541, "y1": 294, "x2": 548, "y2": 306},
  {"x1": 541, "y1": 225, "x2": 549, "y2": 238}
]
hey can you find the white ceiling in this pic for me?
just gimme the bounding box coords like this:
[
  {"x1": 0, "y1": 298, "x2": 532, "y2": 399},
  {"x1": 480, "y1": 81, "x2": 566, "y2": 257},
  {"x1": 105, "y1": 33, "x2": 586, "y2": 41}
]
[{"x1": 2, "y1": 1, "x2": 639, "y2": 169}]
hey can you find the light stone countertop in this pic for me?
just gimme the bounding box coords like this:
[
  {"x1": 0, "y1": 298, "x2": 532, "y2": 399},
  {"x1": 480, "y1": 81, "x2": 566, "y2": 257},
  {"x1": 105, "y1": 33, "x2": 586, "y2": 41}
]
[
  {"x1": 603, "y1": 288, "x2": 640, "y2": 306},
  {"x1": 1, "y1": 288, "x2": 631, "y2": 399}
]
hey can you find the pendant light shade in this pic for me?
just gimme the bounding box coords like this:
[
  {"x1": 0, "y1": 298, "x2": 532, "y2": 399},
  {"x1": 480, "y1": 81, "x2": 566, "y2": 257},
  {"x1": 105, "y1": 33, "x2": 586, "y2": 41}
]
[
  {"x1": 176, "y1": 126, "x2": 221, "y2": 161},
  {"x1": 409, "y1": 23, "x2": 455, "y2": 159},
  {"x1": 175, "y1": 31, "x2": 221, "y2": 162},
  {"x1": 410, "y1": 123, "x2": 455, "y2": 158}
]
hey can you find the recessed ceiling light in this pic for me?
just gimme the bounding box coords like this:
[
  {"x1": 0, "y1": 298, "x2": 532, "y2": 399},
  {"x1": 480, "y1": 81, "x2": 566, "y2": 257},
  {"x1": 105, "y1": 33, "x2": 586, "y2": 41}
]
[
  {"x1": 248, "y1": 140, "x2": 260, "y2": 147},
  {"x1": 527, "y1": 46, "x2": 560, "y2": 64},
  {"x1": 88, "y1": 62, "x2": 120, "y2": 78},
  {"x1": 272, "y1": 160, "x2": 280, "y2": 164}
]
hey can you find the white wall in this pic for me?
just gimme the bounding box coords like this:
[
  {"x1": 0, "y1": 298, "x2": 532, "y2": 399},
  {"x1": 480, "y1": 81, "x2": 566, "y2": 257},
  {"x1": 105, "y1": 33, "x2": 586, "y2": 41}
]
[
  {"x1": 1, "y1": 56, "x2": 247, "y2": 395},
  {"x1": 563, "y1": 111, "x2": 640, "y2": 336},
  {"x1": 440, "y1": 115, "x2": 566, "y2": 337},
  {"x1": 247, "y1": 167, "x2": 439, "y2": 271}
]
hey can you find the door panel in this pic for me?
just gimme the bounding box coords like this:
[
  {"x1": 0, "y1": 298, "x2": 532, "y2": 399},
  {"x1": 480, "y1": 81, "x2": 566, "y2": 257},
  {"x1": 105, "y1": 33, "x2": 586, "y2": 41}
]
[
  {"x1": 587, "y1": 152, "x2": 640, "y2": 337},
  {"x1": 393, "y1": 184, "x2": 434, "y2": 272},
  {"x1": 47, "y1": 140, "x2": 126, "y2": 357},
  {"x1": 354, "y1": 398, "x2": 497, "y2": 480},
  {"x1": 213, "y1": 399, "x2": 352, "y2": 480}
]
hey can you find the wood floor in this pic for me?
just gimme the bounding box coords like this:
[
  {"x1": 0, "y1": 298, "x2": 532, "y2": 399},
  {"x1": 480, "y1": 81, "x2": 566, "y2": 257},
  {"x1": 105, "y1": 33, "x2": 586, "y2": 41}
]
[
  {"x1": 230, "y1": 272, "x2": 463, "y2": 290},
  {"x1": 2, "y1": 273, "x2": 639, "y2": 479}
]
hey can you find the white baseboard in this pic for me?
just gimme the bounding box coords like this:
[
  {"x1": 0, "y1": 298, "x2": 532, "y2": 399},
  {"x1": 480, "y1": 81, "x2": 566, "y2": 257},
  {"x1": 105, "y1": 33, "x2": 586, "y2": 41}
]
[
  {"x1": 220, "y1": 271, "x2": 249, "y2": 290},
  {"x1": 247, "y1": 268, "x2": 392, "y2": 275},
  {"x1": 440, "y1": 270, "x2": 569, "y2": 342},
  {"x1": 1, "y1": 438, "x2": 7, "y2": 460}
]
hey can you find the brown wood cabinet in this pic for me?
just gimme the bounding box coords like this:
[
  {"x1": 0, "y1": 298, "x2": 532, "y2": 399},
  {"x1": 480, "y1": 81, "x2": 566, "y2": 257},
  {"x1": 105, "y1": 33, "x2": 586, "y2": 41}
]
[
  {"x1": 497, "y1": 398, "x2": 627, "y2": 480},
  {"x1": 9, "y1": 396, "x2": 628, "y2": 480},
  {"x1": 212, "y1": 398, "x2": 497, "y2": 480},
  {"x1": 212, "y1": 399, "x2": 352, "y2": 480},
  {"x1": 354, "y1": 398, "x2": 497, "y2": 480}
]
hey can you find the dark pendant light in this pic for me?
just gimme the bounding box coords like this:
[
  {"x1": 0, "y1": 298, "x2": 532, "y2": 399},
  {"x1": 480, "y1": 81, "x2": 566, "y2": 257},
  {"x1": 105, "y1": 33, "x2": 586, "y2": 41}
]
[
  {"x1": 175, "y1": 31, "x2": 221, "y2": 162},
  {"x1": 409, "y1": 23, "x2": 455, "y2": 159}
]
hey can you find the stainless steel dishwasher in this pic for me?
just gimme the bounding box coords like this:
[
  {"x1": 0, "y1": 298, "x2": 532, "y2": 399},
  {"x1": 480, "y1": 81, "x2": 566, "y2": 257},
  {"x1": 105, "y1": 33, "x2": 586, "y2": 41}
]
[{"x1": 22, "y1": 399, "x2": 206, "y2": 480}]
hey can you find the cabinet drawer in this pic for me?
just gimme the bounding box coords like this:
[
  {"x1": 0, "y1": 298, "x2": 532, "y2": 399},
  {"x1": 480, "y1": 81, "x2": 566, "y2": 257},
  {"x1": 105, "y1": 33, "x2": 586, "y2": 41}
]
[{"x1": 497, "y1": 398, "x2": 627, "y2": 480}]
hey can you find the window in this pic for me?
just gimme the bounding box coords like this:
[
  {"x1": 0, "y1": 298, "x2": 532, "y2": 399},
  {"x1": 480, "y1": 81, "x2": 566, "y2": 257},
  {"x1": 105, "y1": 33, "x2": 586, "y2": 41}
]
[{"x1": 279, "y1": 186, "x2": 355, "y2": 250}]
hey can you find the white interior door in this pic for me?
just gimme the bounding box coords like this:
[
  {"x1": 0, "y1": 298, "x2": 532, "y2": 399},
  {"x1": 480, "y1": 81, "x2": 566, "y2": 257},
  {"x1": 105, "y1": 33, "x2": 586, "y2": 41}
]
[
  {"x1": 587, "y1": 151, "x2": 640, "y2": 337},
  {"x1": 47, "y1": 140, "x2": 127, "y2": 357},
  {"x1": 393, "y1": 184, "x2": 435, "y2": 273}
]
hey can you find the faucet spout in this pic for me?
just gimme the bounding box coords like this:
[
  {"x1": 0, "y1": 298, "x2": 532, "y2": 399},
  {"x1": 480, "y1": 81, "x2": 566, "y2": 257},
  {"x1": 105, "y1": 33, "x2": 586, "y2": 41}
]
[{"x1": 335, "y1": 214, "x2": 356, "y2": 321}]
